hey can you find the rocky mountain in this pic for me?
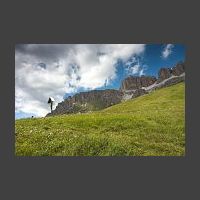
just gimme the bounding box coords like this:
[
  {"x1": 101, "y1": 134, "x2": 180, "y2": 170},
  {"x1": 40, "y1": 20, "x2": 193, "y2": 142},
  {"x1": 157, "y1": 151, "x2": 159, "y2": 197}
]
[
  {"x1": 46, "y1": 89, "x2": 123, "y2": 116},
  {"x1": 120, "y1": 76, "x2": 157, "y2": 91},
  {"x1": 158, "y1": 62, "x2": 185, "y2": 83},
  {"x1": 46, "y1": 62, "x2": 185, "y2": 117}
]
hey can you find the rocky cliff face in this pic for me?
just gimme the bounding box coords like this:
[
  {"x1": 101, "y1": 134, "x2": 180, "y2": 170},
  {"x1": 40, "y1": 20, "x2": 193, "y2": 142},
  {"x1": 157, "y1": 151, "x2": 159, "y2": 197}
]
[
  {"x1": 46, "y1": 89, "x2": 123, "y2": 116},
  {"x1": 46, "y1": 62, "x2": 185, "y2": 117},
  {"x1": 158, "y1": 62, "x2": 185, "y2": 83},
  {"x1": 145, "y1": 73, "x2": 185, "y2": 92},
  {"x1": 120, "y1": 75, "x2": 157, "y2": 91},
  {"x1": 172, "y1": 62, "x2": 185, "y2": 76},
  {"x1": 158, "y1": 68, "x2": 172, "y2": 83}
]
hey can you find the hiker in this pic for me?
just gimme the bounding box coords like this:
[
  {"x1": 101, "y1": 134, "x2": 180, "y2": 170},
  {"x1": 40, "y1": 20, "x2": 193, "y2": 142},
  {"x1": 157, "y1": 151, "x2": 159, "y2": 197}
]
[{"x1": 48, "y1": 97, "x2": 55, "y2": 112}]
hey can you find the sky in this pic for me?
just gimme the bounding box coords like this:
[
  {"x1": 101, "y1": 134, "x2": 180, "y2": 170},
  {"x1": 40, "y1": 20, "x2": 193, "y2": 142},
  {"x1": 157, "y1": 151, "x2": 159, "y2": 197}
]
[{"x1": 15, "y1": 44, "x2": 185, "y2": 119}]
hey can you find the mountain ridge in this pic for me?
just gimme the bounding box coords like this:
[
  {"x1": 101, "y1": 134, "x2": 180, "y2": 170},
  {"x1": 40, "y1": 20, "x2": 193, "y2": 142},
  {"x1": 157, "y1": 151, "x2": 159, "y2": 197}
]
[{"x1": 46, "y1": 61, "x2": 185, "y2": 117}]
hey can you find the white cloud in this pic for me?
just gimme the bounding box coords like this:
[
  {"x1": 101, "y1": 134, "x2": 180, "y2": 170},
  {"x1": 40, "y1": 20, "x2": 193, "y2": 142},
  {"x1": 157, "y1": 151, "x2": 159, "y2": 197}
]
[
  {"x1": 139, "y1": 68, "x2": 145, "y2": 76},
  {"x1": 129, "y1": 64, "x2": 140, "y2": 74},
  {"x1": 125, "y1": 57, "x2": 146, "y2": 76},
  {"x1": 15, "y1": 44, "x2": 146, "y2": 117},
  {"x1": 162, "y1": 44, "x2": 174, "y2": 59}
]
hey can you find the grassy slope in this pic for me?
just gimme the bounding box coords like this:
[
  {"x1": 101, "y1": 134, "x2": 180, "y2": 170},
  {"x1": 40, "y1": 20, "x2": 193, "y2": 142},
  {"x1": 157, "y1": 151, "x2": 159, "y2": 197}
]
[{"x1": 15, "y1": 83, "x2": 185, "y2": 156}]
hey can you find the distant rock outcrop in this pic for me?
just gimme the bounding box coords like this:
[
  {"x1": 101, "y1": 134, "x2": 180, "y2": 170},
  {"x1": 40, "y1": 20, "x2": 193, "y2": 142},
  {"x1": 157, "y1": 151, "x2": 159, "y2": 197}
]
[
  {"x1": 172, "y1": 62, "x2": 185, "y2": 76},
  {"x1": 144, "y1": 73, "x2": 185, "y2": 92},
  {"x1": 158, "y1": 68, "x2": 172, "y2": 83},
  {"x1": 120, "y1": 75, "x2": 157, "y2": 91},
  {"x1": 46, "y1": 62, "x2": 185, "y2": 117},
  {"x1": 158, "y1": 62, "x2": 185, "y2": 83}
]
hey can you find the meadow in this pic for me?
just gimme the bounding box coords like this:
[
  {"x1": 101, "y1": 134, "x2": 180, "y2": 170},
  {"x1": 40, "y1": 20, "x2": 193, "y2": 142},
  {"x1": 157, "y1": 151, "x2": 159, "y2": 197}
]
[{"x1": 15, "y1": 83, "x2": 185, "y2": 156}]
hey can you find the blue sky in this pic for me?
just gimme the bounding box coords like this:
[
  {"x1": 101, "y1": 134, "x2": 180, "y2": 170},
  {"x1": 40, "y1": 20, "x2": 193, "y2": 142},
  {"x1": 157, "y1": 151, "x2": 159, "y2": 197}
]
[
  {"x1": 143, "y1": 44, "x2": 185, "y2": 76},
  {"x1": 15, "y1": 44, "x2": 185, "y2": 119},
  {"x1": 70, "y1": 44, "x2": 185, "y2": 92}
]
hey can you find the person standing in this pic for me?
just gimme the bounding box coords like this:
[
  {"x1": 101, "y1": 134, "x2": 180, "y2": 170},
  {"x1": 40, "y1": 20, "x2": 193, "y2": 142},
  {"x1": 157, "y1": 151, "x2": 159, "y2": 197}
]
[{"x1": 48, "y1": 97, "x2": 55, "y2": 112}]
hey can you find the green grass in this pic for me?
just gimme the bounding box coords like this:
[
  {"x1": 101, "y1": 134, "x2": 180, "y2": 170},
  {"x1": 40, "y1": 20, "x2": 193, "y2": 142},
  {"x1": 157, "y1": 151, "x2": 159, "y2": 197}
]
[{"x1": 15, "y1": 83, "x2": 185, "y2": 156}]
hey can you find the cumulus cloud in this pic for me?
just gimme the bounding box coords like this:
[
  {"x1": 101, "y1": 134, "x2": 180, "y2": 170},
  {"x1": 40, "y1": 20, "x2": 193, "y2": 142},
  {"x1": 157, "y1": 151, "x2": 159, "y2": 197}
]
[
  {"x1": 162, "y1": 44, "x2": 174, "y2": 59},
  {"x1": 15, "y1": 44, "x2": 146, "y2": 117},
  {"x1": 125, "y1": 57, "x2": 147, "y2": 76}
]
